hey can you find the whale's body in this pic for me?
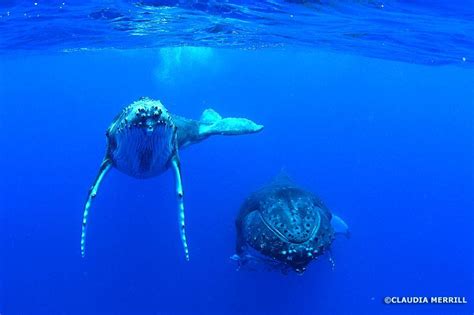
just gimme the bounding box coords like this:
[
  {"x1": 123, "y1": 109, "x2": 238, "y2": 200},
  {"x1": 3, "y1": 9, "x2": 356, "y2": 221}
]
[
  {"x1": 234, "y1": 174, "x2": 349, "y2": 274},
  {"x1": 81, "y1": 97, "x2": 264, "y2": 260}
]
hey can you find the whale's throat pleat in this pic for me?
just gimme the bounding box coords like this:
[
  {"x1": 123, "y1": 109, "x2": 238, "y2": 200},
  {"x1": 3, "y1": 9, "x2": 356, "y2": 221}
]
[
  {"x1": 110, "y1": 123, "x2": 175, "y2": 178},
  {"x1": 139, "y1": 146, "x2": 153, "y2": 173}
]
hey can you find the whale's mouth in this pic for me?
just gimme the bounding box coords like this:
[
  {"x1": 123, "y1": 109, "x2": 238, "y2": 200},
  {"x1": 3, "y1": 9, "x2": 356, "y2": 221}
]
[
  {"x1": 258, "y1": 188, "x2": 322, "y2": 245},
  {"x1": 258, "y1": 211, "x2": 290, "y2": 243},
  {"x1": 258, "y1": 208, "x2": 321, "y2": 245}
]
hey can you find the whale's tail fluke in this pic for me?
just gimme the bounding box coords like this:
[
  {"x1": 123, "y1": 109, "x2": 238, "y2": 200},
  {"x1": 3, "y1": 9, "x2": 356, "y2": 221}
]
[{"x1": 198, "y1": 109, "x2": 264, "y2": 137}]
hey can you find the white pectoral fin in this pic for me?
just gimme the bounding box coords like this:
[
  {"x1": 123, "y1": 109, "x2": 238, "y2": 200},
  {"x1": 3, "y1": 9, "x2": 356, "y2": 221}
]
[
  {"x1": 331, "y1": 214, "x2": 350, "y2": 239},
  {"x1": 81, "y1": 158, "x2": 112, "y2": 257},
  {"x1": 171, "y1": 155, "x2": 190, "y2": 261},
  {"x1": 199, "y1": 109, "x2": 264, "y2": 137}
]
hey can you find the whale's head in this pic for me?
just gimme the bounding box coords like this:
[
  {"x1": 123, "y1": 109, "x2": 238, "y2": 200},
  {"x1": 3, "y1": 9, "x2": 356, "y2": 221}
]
[
  {"x1": 237, "y1": 184, "x2": 335, "y2": 274},
  {"x1": 106, "y1": 98, "x2": 177, "y2": 178}
]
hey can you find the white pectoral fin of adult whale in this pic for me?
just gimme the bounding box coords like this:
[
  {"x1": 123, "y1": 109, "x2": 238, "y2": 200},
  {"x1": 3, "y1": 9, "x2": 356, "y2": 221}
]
[
  {"x1": 199, "y1": 108, "x2": 264, "y2": 137},
  {"x1": 81, "y1": 158, "x2": 113, "y2": 257},
  {"x1": 331, "y1": 214, "x2": 350, "y2": 239},
  {"x1": 171, "y1": 155, "x2": 190, "y2": 261}
]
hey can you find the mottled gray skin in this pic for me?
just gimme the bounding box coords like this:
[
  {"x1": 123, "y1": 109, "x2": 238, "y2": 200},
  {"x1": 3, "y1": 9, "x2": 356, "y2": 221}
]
[{"x1": 235, "y1": 175, "x2": 335, "y2": 274}]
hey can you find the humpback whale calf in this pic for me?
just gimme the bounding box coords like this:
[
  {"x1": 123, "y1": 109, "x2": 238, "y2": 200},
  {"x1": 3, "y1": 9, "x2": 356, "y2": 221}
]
[
  {"x1": 233, "y1": 173, "x2": 349, "y2": 274},
  {"x1": 81, "y1": 97, "x2": 263, "y2": 260}
]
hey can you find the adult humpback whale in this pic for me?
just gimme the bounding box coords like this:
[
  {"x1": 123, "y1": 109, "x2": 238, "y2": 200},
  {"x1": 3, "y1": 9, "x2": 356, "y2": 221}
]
[
  {"x1": 233, "y1": 173, "x2": 349, "y2": 274},
  {"x1": 81, "y1": 97, "x2": 263, "y2": 260}
]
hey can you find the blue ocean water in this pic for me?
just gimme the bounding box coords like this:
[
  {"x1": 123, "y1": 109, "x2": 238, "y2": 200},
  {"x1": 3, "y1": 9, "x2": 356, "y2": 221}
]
[{"x1": 0, "y1": 1, "x2": 473, "y2": 315}]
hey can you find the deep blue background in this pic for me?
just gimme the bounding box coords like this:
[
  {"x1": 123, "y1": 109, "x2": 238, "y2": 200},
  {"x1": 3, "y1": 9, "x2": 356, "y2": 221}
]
[{"x1": 0, "y1": 48, "x2": 473, "y2": 314}]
